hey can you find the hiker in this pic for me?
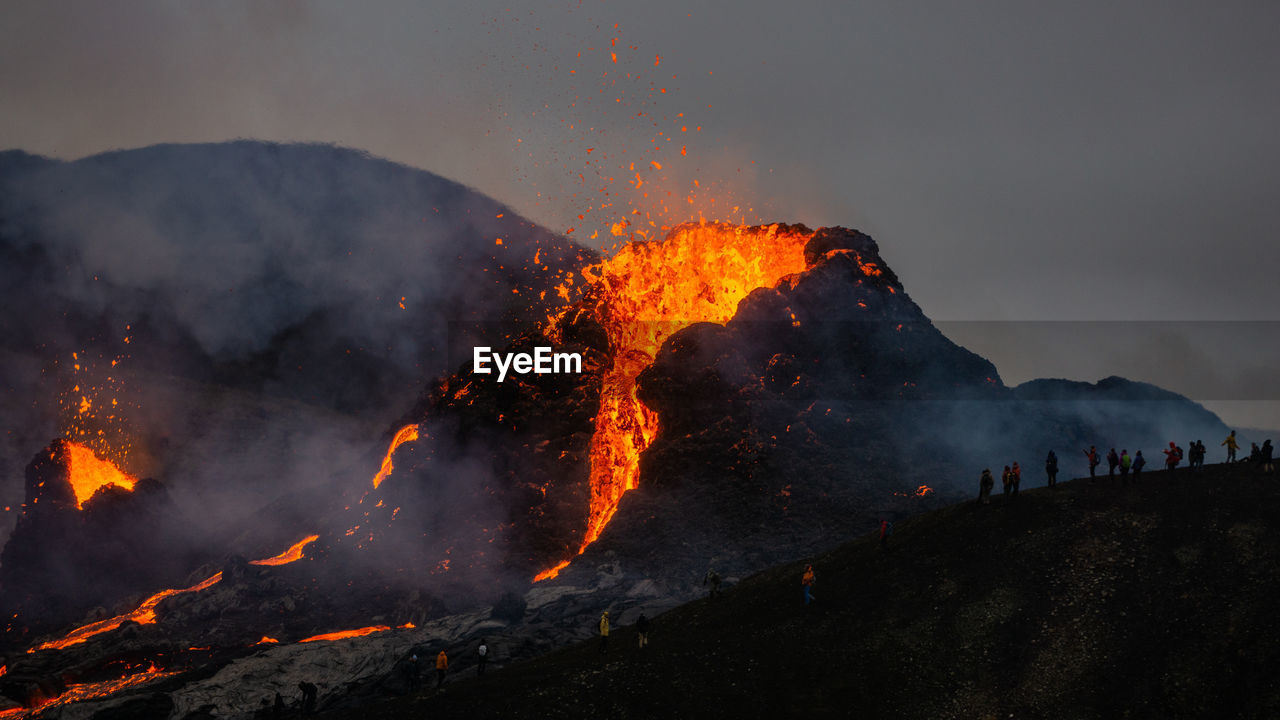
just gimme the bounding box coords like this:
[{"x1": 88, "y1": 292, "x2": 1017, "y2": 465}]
[
  {"x1": 435, "y1": 650, "x2": 449, "y2": 688},
  {"x1": 1107, "y1": 448, "x2": 1119, "y2": 478},
  {"x1": 1119, "y1": 449, "x2": 1132, "y2": 486},
  {"x1": 477, "y1": 639, "x2": 489, "y2": 676},
  {"x1": 1189, "y1": 440, "x2": 1203, "y2": 470},
  {"x1": 1222, "y1": 430, "x2": 1240, "y2": 463},
  {"x1": 703, "y1": 568, "x2": 722, "y2": 599},
  {"x1": 1011, "y1": 462, "x2": 1022, "y2": 496},
  {"x1": 879, "y1": 519, "x2": 893, "y2": 548},
  {"x1": 802, "y1": 565, "x2": 815, "y2": 605},
  {"x1": 599, "y1": 611, "x2": 611, "y2": 653},
  {"x1": 403, "y1": 654, "x2": 420, "y2": 690},
  {"x1": 1045, "y1": 450, "x2": 1058, "y2": 488},
  {"x1": 1084, "y1": 446, "x2": 1100, "y2": 479},
  {"x1": 1132, "y1": 450, "x2": 1146, "y2": 482},
  {"x1": 1001, "y1": 465, "x2": 1012, "y2": 499},
  {"x1": 1163, "y1": 442, "x2": 1182, "y2": 475},
  {"x1": 1250, "y1": 442, "x2": 1261, "y2": 464},
  {"x1": 298, "y1": 681, "x2": 318, "y2": 715},
  {"x1": 979, "y1": 468, "x2": 994, "y2": 504},
  {"x1": 272, "y1": 692, "x2": 286, "y2": 718},
  {"x1": 636, "y1": 613, "x2": 650, "y2": 649},
  {"x1": 1261, "y1": 440, "x2": 1274, "y2": 474}
]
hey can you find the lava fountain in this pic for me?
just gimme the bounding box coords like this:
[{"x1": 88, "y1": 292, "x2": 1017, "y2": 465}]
[
  {"x1": 536, "y1": 222, "x2": 815, "y2": 580},
  {"x1": 61, "y1": 441, "x2": 137, "y2": 509}
]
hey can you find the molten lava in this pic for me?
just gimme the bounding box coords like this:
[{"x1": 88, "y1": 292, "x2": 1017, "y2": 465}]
[
  {"x1": 537, "y1": 223, "x2": 815, "y2": 579},
  {"x1": 30, "y1": 534, "x2": 319, "y2": 652},
  {"x1": 371, "y1": 424, "x2": 420, "y2": 489},
  {"x1": 249, "y1": 534, "x2": 320, "y2": 566},
  {"x1": 298, "y1": 625, "x2": 392, "y2": 643},
  {"x1": 62, "y1": 441, "x2": 137, "y2": 509}
]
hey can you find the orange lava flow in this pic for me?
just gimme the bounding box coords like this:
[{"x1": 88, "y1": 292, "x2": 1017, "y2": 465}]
[
  {"x1": 30, "y1": 535, "x2": 319, "y2": 653},
  {"x1": 536, "y1": 223, "x2": 814, "y2": 580},
  {"x1": 254, "y1": 636, "x2": 280, "y2": 645},
  {"x1": 63, "y1": 441, "x2": 136, "y2": 509},
  {"x1": 249, "y1": 534, "x2": 320, "y2": 566},
  {"x1": 371, "y1": 424, "x2": 420, "y2": 489},
  {"x1": 298, "y1": 625, "x2": 391, "y2": 643},
  {"x1": 12, "y1": 665, "x2": 176, "y2": 717}
]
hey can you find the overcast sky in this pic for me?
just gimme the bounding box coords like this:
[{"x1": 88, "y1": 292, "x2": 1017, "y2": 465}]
[{"x1": 2, "y1": 1, "x2": 1277, "y2": 429}]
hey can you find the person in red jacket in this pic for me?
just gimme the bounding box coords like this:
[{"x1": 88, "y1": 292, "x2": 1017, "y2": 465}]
[
  {"x1": 1083, "y1": 446, "x2": 1100, "y2": 480},
  {"x1": 1163, "y1": 442, "x2": 1183, "y2": 475}
]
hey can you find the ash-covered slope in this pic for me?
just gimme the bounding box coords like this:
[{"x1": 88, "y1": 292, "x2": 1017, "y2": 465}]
[{"x1": 359, "y1": 462, "x2": 1280, "y2": 720}]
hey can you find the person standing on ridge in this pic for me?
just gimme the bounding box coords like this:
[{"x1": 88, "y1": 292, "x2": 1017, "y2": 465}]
[
  {"x1": 979, "y1": 468, "x2": 994, "y2": 504},
  {"x1": 598, "y1": 612, "x2": 610, "y2": 654},
  {"x1": 435, "y1": 650, "x2": 448, "y2": 688},
  {"x1": 1002, "y1": 465, "x2": 1013, "y2": 500},
  {"x1": 1011, "y1": 462, "x2": 1022, "y2": 497},
  {"x1": 1132, "y1": 450, "x2": 1146, "y2": 482},
  {"x1": 636, "y1": 613, "x2": 650, "y2": 649},
  {"x1": 703, "y1": 568, "x2": 722, "y2": 599},
  {"x1": 1120, "y1": 449, "x2": 1132, "y2": 486},
  {"x1": 1084, "y1": 446, "x2": 1100, "y2": 480},
  {"x1": 1045, "y1": 451, "x2": 1059, "y2": 488},
  {"x1": 298, "y1": 682, "x2": 318, "y2": 715},
  {"x1": 802, "y1": 565, "x2": 815, "y2": 605},
  {"x1": 1223, "y1": 431, "x2": 1240, "y2": 463},
  {"x1": 477, "y1": 639, "x2": 489, "y2": 676},
  {"x1": 1260, "y1": 439, "x2": 1274, "y2": 475},
  {"x1": 879, "y1": 519, "x2": 893, "y2": 548},
  {"x1": 1106, "y1": 448, "x2": 1120, "y2": 478},
  {"x1": 1163, "y1": 442, "x2": 1182, "y2": 476}
]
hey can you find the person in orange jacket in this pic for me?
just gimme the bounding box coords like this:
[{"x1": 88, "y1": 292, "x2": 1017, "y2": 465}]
[
  {"x1": 435, "y1": 649, "x2": 448, "y2": 688},
  {"x1": 802, "y1": 565, "x2": 815, "y2": 605}
]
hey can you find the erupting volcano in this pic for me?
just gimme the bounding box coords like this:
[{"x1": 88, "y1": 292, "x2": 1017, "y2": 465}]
[
  {"x1": 535, "y1": 223, "x2": 817, "y2": 579},
  {"x1": 60, "y1": 442, "x2": 136, "y2": 509}
]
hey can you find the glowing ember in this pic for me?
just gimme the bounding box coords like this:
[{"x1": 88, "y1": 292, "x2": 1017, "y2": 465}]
[
  {"x1": 371, "y1": 424, "x2": 420, "y2": 489},
  {"x1": 61, "y1": 441, "x2": 137, "y2": 509},
  {"x1": 30, "y1": 534, "x2": 319, "y2": 652},
  {"x1": 298, "y1": 625, "x2": 391, "y2": 643},
  {"x1": 249, "y1": 534, "x2": 320, "y2": 566},
  {"x1": 254, "y1": 636, "x2": 280, "y2": 645},
  {"x1": 536, "y1": 223, "x2": 815, "y2": 580}
]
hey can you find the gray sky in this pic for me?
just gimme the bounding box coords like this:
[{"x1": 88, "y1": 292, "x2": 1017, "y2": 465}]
[{"x1": 2, "y1": 0, "x2": 1278, "y2": 429}]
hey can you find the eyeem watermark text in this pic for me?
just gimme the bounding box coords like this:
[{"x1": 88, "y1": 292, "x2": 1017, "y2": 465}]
[{"x1": 473, "y1": 346, "x2": 583, "y2": 382}]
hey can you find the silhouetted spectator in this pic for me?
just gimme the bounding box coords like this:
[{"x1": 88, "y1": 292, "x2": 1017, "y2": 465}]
[
  {"x1": 1119, "y1": 450, "x2": 1132, "y2": 486},
  {"x1": 1011, "y1": 462, "x2": 1022, "y2": 496},
  {"x1": 1261, "y1": 440, "x2": 1274, "y2": 475},
  {"x1": 1222, "y1": 431, "x2": 1240, "y2": 463},
  {"x1": 979, "y1": 468, "x2": 994, "y2": 504},
  {"x1": 298, "y1": 682, "x2": 318, "y2": 714},
  {"x1": 477, "y1": 639, "x2": 489, "y2": 676},
  {"x1": 598, "y1": 612, "x2": 610, "y2": 654},
  {"x1": 879, "y1": 519, "x2": 893, "y2": 548},
  {"x1": 1107, "y1": 448, "x2": 1119, "y2": 478},
  {"x1": 1002, "y1": 465, "x2": 1012, "y2": 499},
  {"x1": 1163, "y1": 442, "x2": 1182, "y2": 475},
  {"x1": 435, "y1": 650, "x2": 448, "y2": 688},
  {"x1": 802, "y1": 565, "x2": 815, "y2": 606},
  {"x1": 1084, "y1": 446, "x2": 1100, "y2": 480},
  {"x1": 1132, "y1": 450, "x2": 1146, "y2": 481},
  {"x1": 636, "y1": 614, "x2": 650, "y2": 649},
  {"x1": 1045, "y1": 451, "x2": 1058, "y2": 488},
  {"x1": 272, "y1": 692, "x2": 286, "y2": 718},
  {"x1": 703, "y1": 569, "x2": 722, "y2": 599}
]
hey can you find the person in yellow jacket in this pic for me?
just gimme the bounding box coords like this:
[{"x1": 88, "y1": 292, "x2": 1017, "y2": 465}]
[
  {"x1": 599, "y1": 611, "x2": 610, "y2": 654},
  {"x1": 435, "y1": 649, "x2": 448, "y2": 688},
  {"x1": 1222, "y1": 431, "x2": 1240, "y2": 463}
]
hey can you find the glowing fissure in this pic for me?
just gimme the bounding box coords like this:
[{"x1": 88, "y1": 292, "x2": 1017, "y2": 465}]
[
  {"x1": 31, "y1": 534, "x2": 318, "y2": 653},
  {"x1": 371, "y1": 424, "x2": 420, "y2": 489},
  {"x1": 537, "y1": 223, "x2": 815, "y2": 580},
  {"x1": 62, "y1": 441, "x2": 137, "y2": 509}
]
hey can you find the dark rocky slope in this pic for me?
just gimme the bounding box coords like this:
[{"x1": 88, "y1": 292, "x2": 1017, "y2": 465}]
[{"x1": 349, "y1": 460, "x2": 1280, "y2": 720}]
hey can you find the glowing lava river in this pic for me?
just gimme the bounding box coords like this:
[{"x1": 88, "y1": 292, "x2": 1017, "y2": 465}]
[{"x1": 534, "y1": 222, "x2": 817, "y2": 580}]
